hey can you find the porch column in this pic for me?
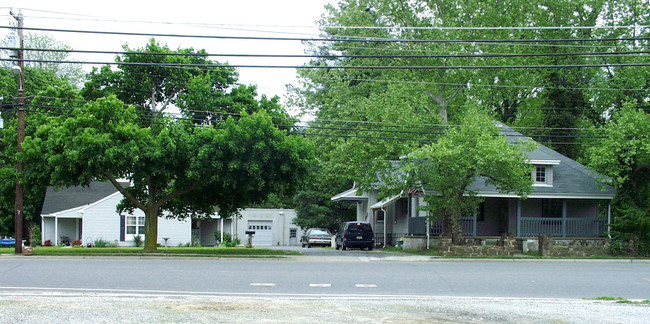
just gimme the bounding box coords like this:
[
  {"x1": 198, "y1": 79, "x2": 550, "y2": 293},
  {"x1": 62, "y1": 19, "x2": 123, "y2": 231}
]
[
  {"x1": 607, "y1": 202, "x2": 612, "y2": 239},
  {"x1": 220, "y1": 217, "x2": 224, "y2": 244},
  {"x1": 472, "y1": 210, "x2": 477, "y2": 237},
  {"x1": 54, "y1": 216, "x2": 58, "y2": 246},
  {"x1": 516, "y1": 199, "x2": 521, "y2": 237},
  {"x1": 561, "y1": 200, "x2": 567, "y2": 238},
  {"x1": 382, "y1": 207, "x2": 387, "y2": 248},
  {"x1": 41, "y1": 217, "x2": 44, "y2": 246}
]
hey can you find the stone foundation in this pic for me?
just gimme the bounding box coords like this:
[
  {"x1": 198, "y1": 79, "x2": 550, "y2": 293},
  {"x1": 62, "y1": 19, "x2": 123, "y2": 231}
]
[
  {"x1": 422, "y1": 235, "x2": 610, "y2": 257},
  {"x1": 537, "y1": 235, "x2": 611, "y2": 257},
  {"x1": 438, "y1": 234, "x2": 517, "y2": 257}
]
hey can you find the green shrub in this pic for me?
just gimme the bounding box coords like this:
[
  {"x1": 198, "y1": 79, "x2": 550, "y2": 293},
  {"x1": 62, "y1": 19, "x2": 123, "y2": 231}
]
[
  {"x1": 94, "y1": 238, "x2": 109, "y2": 248},
  {"x1": 215, "y1": 232, "x2": 240, "y2": 247},
  {"x1": 133, "y1": 234, "x2": 143, "y2": 247}
]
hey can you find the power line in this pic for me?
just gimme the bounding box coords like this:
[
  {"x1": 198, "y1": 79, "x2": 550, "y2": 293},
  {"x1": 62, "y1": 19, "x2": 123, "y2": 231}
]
[
  {"x1": 4, "y1": 57, "x2": 650, "y2": 70},
  {"x1": 1, "y1": 25, "x2": 649, "y2": 44},
  {"x1": 4, "y1": 46, "x2": 650, "y2": 60}
]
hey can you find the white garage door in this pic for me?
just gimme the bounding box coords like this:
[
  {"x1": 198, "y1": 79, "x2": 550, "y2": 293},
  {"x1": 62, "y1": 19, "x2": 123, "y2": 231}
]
[{"x1": 247, "y1": 220, "x2": 273, "y2": 247}]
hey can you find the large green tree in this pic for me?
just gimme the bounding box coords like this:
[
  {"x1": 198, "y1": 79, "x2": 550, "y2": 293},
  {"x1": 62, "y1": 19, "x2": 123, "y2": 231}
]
[
  {"x1": 391, "y1": 107, "x2": 535, "y2": 243},
  {"x1": 588, "y1": 104, "x2": 650, "y2": 255},
  {"x1": 23, "y1": 96, "x2": 312, "y2": 251}
]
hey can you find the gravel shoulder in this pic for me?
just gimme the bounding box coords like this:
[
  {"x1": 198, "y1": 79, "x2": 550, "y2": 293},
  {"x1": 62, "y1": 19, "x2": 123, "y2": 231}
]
[{"x1": 1, "y1": 293, "x2": 648, "y2": 323}]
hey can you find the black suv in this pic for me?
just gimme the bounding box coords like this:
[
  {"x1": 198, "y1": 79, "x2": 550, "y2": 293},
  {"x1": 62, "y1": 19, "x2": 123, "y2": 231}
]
[{"x1": 335, "y1": 221, "x2": 374, "y2": 251}]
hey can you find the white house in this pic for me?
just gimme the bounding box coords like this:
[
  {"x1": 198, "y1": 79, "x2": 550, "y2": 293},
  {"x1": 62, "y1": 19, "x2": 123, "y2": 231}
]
[{"x1": 40, "y1": 182, "x2": 303, "y2": 247}]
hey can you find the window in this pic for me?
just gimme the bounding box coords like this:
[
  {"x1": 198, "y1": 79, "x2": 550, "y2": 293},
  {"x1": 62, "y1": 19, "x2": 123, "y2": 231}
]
[
  {"x1": 535, "y1": 166, "x2": 546, "y2": 183},
  {"x1": 289, "y1": 228, "x2": 297, "y2": 238},
  {"x1": 532, "y1": 165, "x2": 553, "y2": 186},
  {"x1": 542, "y1": 199, "x2": 562, "y2": 218},
  {"x1": 126, "y1": 216, "x2": 145, "y2": 235}
]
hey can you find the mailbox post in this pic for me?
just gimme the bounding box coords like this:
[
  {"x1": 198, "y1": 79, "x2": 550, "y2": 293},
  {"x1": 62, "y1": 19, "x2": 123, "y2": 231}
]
[{"x1": 245, "y1": 230, "x2": 255, "y2": 248}]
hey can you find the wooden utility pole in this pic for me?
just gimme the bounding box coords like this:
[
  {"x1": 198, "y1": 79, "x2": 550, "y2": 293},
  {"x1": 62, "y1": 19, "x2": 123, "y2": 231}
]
[{"x1": 11, "y1": 10, "x2": 25, "y2": 255}]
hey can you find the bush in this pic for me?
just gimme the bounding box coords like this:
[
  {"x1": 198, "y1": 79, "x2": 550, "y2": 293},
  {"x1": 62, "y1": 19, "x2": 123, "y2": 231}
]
[
  {"x1": 94, "y1": 238, "x2": 109, "y2": 248},
  {"x1": 133, "y1": 234, "x2": 143, "y2": 247},
  {"x1": 44, "y1": 240, "x2": 52, "y2": 246},
  {"x1": 215, "y1": 232, "x2": 241, "y2": 247},
  {"x1": 30, "y1": 224, "x2": 41, "y2": 247},
  {"x1": 71, "y1": 240, "x2": 82, "y2": 247}
]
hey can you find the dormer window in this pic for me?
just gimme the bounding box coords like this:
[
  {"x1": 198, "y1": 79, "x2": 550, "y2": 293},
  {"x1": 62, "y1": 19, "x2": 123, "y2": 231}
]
[{"x1": 529, "y1": 160, "x2": 558, "y2": 187}]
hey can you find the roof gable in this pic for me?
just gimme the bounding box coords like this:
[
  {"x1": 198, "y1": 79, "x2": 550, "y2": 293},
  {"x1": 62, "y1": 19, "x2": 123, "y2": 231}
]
[{"x1": 41, "y1": 182, "x2": 128, "y2": 215}]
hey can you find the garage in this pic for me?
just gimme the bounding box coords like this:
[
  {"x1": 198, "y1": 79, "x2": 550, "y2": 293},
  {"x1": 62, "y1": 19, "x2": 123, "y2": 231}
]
[{"x1": 247, "y1": 220, "x2": 273, "y2": 246}]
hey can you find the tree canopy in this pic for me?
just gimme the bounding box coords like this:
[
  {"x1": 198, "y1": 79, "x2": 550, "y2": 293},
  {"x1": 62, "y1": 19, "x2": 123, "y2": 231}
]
[
  {"x1": 23, "y1": 95, "x2": 312, "y2": 251},
  {"x1": 388, "y1": 107, "x2": 535, "y2": 242}
]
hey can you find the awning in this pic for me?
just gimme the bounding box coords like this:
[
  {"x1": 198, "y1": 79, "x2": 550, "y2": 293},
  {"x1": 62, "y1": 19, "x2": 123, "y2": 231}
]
[
  {"x1": 369, "y1": 193, "x2": 402, "y2": 209},
  {"x1": 331, "y1": 188, "x2": 368, "y2": 202}
]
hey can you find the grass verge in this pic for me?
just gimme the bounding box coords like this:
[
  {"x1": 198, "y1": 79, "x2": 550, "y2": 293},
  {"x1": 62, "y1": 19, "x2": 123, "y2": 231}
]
[
  {"x1": 1, "y1": 246, "x2": 300, "y2": 257},
  {"x1": 585, "y1": 296, "x2": 650, "y2": 304}
]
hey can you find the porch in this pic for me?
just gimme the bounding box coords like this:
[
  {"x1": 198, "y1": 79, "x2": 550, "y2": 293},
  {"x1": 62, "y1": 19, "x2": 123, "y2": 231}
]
[{"x1": 41, "y1": 216, "x2": 82, "y2": 246}]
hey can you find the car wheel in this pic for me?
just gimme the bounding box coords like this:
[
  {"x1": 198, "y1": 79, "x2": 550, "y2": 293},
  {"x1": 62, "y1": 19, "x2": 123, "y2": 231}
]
[
  {"x1": 368, "y1": 245, "x2": 373, "y2": 251},
  {"x1": 307, "y1": 243, "x2": 311, "y2": 248}
]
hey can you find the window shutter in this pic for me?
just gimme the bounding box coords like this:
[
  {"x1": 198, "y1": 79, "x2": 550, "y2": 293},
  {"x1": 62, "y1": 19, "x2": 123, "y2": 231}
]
[{"x1": 120, "y1": 215, "x2": 125, "y2": 241}]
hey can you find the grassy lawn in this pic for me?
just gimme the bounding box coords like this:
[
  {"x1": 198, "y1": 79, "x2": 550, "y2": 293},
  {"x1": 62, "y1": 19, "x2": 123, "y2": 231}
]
[{"x1": 0, "y1": 246, "x2": 300, "y2": 257}]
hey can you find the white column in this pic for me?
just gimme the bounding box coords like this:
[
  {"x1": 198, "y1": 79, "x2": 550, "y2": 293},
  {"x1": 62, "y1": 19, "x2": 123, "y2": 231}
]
[
  {"x1": 54, "y1": 216, "x2": 58, "y2": 246},
  {"x1": 220, "y1": 217, "x2": 224, "y2": 244}
]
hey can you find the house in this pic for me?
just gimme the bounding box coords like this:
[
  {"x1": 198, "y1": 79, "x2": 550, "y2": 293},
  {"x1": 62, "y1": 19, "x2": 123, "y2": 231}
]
[
  {"x1": 40, "y1": 182, "x2": 303, "y2": 247},
  {"x1": 332, "y1": 123, "x2": 615, "y2": 247}
]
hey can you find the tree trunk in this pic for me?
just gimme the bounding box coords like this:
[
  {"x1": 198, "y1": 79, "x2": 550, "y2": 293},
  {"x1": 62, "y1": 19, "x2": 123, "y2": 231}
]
[
  {"x1": 143, "y1": 206, "x2": 159, "y2": 252},
  {"x1": 442, "y1": 207, "x2": 463, "y2": 245}
]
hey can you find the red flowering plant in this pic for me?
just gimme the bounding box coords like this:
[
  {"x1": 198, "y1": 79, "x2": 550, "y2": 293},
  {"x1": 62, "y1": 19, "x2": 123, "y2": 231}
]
[
  {"x1": 71, "y1": 240, "x2": 82, "y2": 247},
  {"x1": 44, "y1": 240, "x2": 52, "y2": 246}
]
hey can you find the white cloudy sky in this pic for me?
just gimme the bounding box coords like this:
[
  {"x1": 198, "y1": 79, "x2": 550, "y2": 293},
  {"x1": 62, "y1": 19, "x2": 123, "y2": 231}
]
[{"x1": 1, "y1": 0, "x2": 334, "y2": 104}]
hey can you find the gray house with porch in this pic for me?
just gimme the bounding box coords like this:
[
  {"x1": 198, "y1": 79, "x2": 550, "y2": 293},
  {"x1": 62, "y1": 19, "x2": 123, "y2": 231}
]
[{"x1": 332, "y1": 123, "x2": 615, "y2": 247}]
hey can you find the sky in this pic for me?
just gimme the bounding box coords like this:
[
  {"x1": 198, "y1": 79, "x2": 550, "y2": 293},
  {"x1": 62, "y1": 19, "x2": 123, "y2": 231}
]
[{"x1": 1, "y1": 0, "x2": 334, "y2": 109}]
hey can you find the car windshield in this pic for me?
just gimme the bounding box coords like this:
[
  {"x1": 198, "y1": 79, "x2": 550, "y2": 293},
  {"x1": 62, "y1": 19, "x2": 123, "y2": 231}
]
[
  {"x1": 347, "y1": 223, "x2": 371, "y2": 233},
  {"x1": 310, "y1": 229, "x2": 330, "y2": 235}
]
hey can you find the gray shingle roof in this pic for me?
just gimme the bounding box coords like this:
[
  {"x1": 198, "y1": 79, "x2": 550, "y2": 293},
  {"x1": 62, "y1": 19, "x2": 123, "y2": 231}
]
[
  {"x1": 467, "y1": 124, "x2": 615, "y2": 198},
  {"x1": 41, "y1": 182, "x2": 128, "y2": 215}
]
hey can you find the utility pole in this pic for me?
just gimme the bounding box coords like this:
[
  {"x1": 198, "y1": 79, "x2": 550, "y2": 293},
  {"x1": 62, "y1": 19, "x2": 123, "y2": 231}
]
[{"x1": 10, "y1": 10, "x2": 25, "y2": 255}]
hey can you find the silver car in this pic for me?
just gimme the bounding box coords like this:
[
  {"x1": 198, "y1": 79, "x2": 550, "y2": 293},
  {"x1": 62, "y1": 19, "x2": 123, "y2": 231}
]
[{"x1": 301, "y1": 228, "x2": 332, "y2": 248}]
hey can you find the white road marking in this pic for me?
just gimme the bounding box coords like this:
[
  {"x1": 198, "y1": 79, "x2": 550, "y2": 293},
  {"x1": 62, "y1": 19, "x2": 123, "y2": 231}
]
[
  {"x1": 355, "y1": 284, "x2": 377, "y2": 288},
  {"x1": 250, "y1": 283, "x2": 276, "y2": 287},
  {"x1": 309, "y1": 283, "x2": 331, "y2": 288}
]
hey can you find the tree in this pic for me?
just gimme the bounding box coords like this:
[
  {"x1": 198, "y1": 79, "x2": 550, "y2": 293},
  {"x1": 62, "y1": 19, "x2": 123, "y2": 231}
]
[
  {"x1": 588, "y1": 103, "x2": 650, "y2": 255},
  {"x1": 23, "y1": 96, "x2": 312, "y2": 252},
  {"x1": 292, "y1": 164, "x2": 356, "y2": 233},
  {"x1": 1, "y1": 32, "x2": 84, "y2": 82},
  {"x1": 0, "y1": 61, "x2": 83, "y2": 238},
  {"x1": 390, "y1": 107, "x2": 535, "y2": 243}
]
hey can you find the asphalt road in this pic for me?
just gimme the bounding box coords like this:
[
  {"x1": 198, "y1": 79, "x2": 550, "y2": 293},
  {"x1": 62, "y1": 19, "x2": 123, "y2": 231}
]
[{"x1": 1, "y1": 251, "x2": 649, "y2": 299}]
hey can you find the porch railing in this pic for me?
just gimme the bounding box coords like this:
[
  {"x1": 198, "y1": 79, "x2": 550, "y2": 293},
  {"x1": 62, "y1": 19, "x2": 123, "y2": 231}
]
[
  {"x1": 429, "y1": 217, "x2": 474, "y2": 236},
  {"x1": 520, "y1": 217, "x2": 606, "y2": 237}
]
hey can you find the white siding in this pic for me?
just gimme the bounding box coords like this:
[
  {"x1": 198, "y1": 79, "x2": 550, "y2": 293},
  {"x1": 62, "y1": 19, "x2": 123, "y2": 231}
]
[
  {"x1": 157, "y1": 217, "x2": 191, "y2": 247},
  {"x1": 82, "y1": 194, "x2": 123, "y2": 246},
  {"x1": 42, "y1": 217, "x2": 56, "y2": 245}
]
